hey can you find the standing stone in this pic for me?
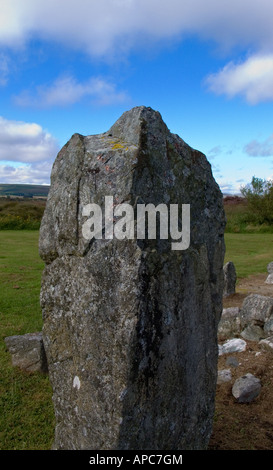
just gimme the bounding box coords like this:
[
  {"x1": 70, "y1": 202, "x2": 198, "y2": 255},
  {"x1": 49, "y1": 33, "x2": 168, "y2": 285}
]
[
  {"x1": 265, "y1": 262, "x2": 273, "y2": 283},
  {"x1": 223, "y1": 261, "x2": 236, "y2": 296},
  {"x1": 39, "y1": 106, "x2": 226, "y2": 450},
  {"x1": 265, "y1": 273, "x2": 273, "y2": 284}
]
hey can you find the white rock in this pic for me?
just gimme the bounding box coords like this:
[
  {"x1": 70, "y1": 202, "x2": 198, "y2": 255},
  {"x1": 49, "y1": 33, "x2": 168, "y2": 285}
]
[
  {"x1": 73, "y1": 375, "x2": 81, "y2": 390},
  {"x1": 265, "y1": 273, "x2": 273, "y2": 284},
  {"x1": 218, "y1": 338, "x2": 247, "y2": 356}
]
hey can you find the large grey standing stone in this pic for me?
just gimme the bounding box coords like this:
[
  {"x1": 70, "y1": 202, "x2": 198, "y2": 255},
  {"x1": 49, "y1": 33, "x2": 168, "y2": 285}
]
[{"x1": 39, "y1": 106, "x2": 226, "y2": 450}]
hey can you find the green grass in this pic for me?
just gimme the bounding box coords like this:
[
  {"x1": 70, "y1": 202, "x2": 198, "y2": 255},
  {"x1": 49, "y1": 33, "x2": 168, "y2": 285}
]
[
  {"x1": 0, "y1": 230, "x2": 55, "y2": 450},
  {"x1": 224, "y1": 199, "x2": 273, "y2": 276},
  {"x1": 0, "y1": 229, "x2": 273, "y2": 449},
  {"x1": 224, "y1": 232, "x2": 273, "y2": 278}
]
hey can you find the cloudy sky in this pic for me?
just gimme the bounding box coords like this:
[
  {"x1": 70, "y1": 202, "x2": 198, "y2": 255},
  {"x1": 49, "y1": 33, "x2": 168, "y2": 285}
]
[{"x1": 1, "y1": 0, "x2": 273, "y2": 193}]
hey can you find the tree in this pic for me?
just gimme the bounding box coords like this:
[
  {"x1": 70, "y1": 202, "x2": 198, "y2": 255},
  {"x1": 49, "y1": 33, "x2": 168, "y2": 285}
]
[{"x1": 240, "y1": 176, "x2": 273, "y2": 224}]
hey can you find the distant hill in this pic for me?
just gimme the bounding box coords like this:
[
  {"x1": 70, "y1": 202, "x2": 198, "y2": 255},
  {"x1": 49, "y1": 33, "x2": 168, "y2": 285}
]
[
  {"x1": 0, "y1": 184, "x2": 50, "y2": 198},
  {"x1": 0, "y1": 184, "x2": 238, "y2": 200}
]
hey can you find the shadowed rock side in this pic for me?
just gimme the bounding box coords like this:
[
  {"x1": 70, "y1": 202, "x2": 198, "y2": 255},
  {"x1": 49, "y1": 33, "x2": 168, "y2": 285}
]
[{"x1": 39, "y1": 106, "x2": 226, "y2": 450}]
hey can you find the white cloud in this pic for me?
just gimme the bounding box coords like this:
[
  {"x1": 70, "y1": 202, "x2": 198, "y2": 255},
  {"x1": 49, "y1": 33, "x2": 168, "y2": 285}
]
[
  {"x1": 206, "y1": 54, "x2": 273, "y2": 104},
  {"x1": 3, "y1": 0, "x2": 273, "y2": 108},
  {"x1": 244, "y1": 134, "x2": 273, "y2": 157},
  {"x1": 0, "y1": 161, "x2": 52, "y2": 185},
  {"x1": 14, "y1": 75, "x2": 129, "y2": 108},
  {"x1": 1, "y1": 0, "x2": 273, "y2": 57},
  {"x1": 219, "y1": 182, "x2": 239, "y2": 195},
  {"x1": 0, "y1": 116, "x2": 59, "y2": 162}
]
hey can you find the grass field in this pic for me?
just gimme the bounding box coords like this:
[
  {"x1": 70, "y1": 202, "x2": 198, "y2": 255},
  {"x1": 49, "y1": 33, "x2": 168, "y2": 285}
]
[
  {"x1": 0, "y1": 229, "x2": 273, "y2": 450},
  {"x1": 0, "y1": 231, "x2": 54, "y2": 450},
  {"x1": 224, "y1": 232, "x2": 273, "y2": 278}
]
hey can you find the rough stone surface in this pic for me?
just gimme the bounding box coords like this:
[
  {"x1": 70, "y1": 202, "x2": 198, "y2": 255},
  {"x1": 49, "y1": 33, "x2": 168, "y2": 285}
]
[
  {"x1": 267, "y1": 261, "x2": 273, "y2": 274},
  {"x1": 39, "y1": 106, "x2": 226, "y2": 450},
  {"x1": 265, "y1": 273, "x2": 273, "y2": 284},
  {"x1": 232, "y1": 373, "x2": 261, "y2": 403},
  {"x1": 223, "y1": 261, "x2": 237, "y2": 297},
  {"x1": 259, "y1": 336, "x2": 273, "y2": 353},
  {"x1": 4, "y1": 332, "x2": 48, "y2": 373},
  {"x1": 264, "y1": 316, "x2": 273, "y2": 335},
  {"x1": 217, "y1": 369, "x2": 232, "y2": 384},
  {"x1": 218, "y1": 307, "x2": 241, "y2": 339},
  {"x1": 218, "y1": 338, "x2": 247, "y2": 356},
  {"x1": 241, "y1": 324, "x2": 265, "y2": 342},
  {"x1": 239, "y1": 294, "x2": 273, "y2": 330},
  {"x1": 225, "y1": 356, "x2": 239, "y2": 368}
]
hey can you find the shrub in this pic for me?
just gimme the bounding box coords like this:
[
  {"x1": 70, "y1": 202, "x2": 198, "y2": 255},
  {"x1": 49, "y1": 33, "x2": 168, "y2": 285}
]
[
  {"x1": 0, "y1": 199, "x2": 45, "y2": 230},
  {"x1": 0, "y1": 214, "x2": 41, "y2": 230},
  {"x1": 240, "y1": 176, "x2": 273, "y2": 225}
]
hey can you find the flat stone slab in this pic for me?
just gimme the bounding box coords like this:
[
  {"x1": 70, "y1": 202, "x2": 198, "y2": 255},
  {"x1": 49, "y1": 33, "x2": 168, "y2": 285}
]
[{"x1": 4, "y1": 332, "x2": 48, "y2": 373}]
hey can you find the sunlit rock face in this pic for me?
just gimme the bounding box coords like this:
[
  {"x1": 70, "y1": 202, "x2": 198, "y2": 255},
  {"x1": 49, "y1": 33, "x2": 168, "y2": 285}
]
[{"x1": 39, "y1": 106, "x2": 225, "y2": 450}]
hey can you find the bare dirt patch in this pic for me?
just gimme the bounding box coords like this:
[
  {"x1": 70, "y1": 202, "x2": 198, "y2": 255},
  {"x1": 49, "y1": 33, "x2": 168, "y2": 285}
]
[{"x1": 209, "y1": 274, "x2": 273, "y2": 450}]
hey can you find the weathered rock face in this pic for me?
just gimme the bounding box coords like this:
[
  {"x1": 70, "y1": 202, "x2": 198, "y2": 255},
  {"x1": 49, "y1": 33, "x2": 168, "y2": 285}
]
[
  {"x1": 232, "y1": 373, "x2": 261, "y2": 403},
  {"x1": 223, "y1": 261, "x2": 237, "y2": 297},
  {"x1": 218, "y1": 307, "x2": 241, "y2": 339},
  {"x1": 4, "y1": 332, "x2": 48, "y2": 373},
  {"x1": 39, "y1": 106, "x2": 226, "y2": 450},
  {"x1": 240, "y1": 294, "x2": 273, "y2": 333}
]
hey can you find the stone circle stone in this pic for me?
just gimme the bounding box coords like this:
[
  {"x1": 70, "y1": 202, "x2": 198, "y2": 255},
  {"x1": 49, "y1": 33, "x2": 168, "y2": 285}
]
[{"x1": 39, "y1": 106, "x2": 226, "y2": 450}]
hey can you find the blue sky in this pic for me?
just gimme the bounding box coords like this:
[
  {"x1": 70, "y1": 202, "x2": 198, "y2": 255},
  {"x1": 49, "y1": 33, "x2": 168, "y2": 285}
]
[{"x1": 1, "y1": 0, "x2": 273, "y2": 194}]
